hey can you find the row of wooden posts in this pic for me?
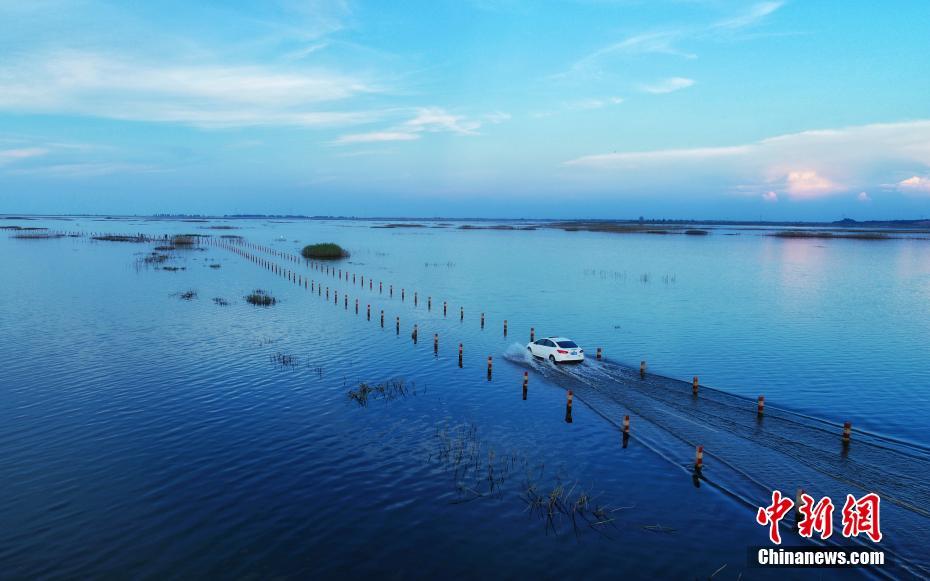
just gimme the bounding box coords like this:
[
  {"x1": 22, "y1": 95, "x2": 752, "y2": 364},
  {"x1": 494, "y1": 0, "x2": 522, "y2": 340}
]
[{"x1": 210, "y1": 235, "x2": 857, "y2": 475}]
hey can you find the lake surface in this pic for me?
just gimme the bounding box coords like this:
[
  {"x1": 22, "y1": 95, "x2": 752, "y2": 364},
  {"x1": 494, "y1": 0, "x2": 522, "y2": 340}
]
[{"x1": 1, "y1": 216, "x2": 927, "y2": 579}]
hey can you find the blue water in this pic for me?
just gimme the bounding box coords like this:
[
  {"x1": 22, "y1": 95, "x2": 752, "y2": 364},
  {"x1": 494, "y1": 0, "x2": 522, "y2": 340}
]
[{"x1": 2, "y1": 216, "x2": 927, "y2": 578}]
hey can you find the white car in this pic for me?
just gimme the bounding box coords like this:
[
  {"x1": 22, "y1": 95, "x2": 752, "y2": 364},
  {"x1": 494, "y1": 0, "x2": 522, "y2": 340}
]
[{"x1": 527, "y1": 337, "x2": 585, "y2": 364}]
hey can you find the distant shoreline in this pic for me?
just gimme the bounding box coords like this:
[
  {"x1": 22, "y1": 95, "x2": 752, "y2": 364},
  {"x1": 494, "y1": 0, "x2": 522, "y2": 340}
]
[{"x1": 2, "y1": 214, "x2": 929, "y2": 230}]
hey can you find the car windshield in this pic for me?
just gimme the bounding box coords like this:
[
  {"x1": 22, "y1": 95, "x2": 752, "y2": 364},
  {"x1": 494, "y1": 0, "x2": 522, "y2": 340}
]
[{"x1": 556, "y1": 341, "x2": 578, "y2": 348}]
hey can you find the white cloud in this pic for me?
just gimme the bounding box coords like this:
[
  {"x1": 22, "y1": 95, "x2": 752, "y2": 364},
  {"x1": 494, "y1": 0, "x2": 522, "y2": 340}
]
[
  {"x1": 7, "y1": 162, "x2": 164, "y2": 177},
  {"x1": 334, "y1": 131, "x2": 420, "y2": 144},
  {"x1": 0, "y1": 147, "x2": 49, "y2": 164},
  {"x1": 639, "y1": 77, "x2": 695, "y2": 94},
  {"x1": 0, "y1": 50, "x2": 383, "y2": 128},
  {"x1": 897, "y1": 175, "x2": 930, "y2": 194},
  {"x1": 715, "y1": 2, "x2": 784, "y2": 30},
  {"x1": 556, "y1": 2, "x2": 784, "y2": 81},
  {"x1": 568, "y1": 97, "x2": 624, "y2": 110},
  {"x1": 334, "y1": 107, "x2": 501, "y2": 145},
  {"x1": 483, "y1": 111, "x2": 512, "y2": 124},
  {"x1": 564, "y1": 120, "x2": 930, "y2": 199},
  {"x1": 762, "y1": 191, "x2": 778, "y2": 203},
  {"x1": 402, "y1": 107, "x2": 481, "y2": 135},
  {"x1": 857, "y1": 191, "x2": 872, "y2": 202}
]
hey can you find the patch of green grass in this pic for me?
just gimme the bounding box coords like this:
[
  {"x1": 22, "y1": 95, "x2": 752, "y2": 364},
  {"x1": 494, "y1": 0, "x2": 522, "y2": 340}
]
[{"x1": 301, "y1": 242, "x2": 349, "y2": 260}]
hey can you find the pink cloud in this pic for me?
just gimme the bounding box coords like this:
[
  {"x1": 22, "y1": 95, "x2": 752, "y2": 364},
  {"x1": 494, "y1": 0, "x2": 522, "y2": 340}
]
[
  {"x1": 784, "y1": 170, "x2": 838, "y2": 198},
  {"x1": 897, "y1": 175, "x2": 930, "y2": 194}
]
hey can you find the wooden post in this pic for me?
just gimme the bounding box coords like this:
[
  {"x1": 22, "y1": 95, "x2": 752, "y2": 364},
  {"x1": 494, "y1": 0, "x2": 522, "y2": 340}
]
[
  {"x1": 692, "y1": 376, "x2": 699, "y2": 396},
  {"x1": 757, "y1": 396, "x2": 765, "y2": 417},
  {"x1": 640, "y1": 360, "x2": 646, "y2": 378},
  {"x1": 390, "y1": 284, "x2": 393, "y2": 297},
  {"x1": 380, "y1": 309, "x2": 384, "y2": 326},
  {"x1": 530, "y1": 327, "x2": 535, "y2": 342},
  {"x1": 522, "y1": 371, "x2": 528, "y2": 400},
  {"x1": 434, "y1": 333, "x2": 438, "y2": 354},
  {"x1": 480, "y1": 313, "x2": 485, "y2": 329},
  {"x1": 414, "y1": 291, "x2": 418, "y2": 306},
  {"x1": 366, "y1": 304, "x2": 371, "y2": 320},
  {"x1": 565, "y1": 390, "x2": 573, "y2": 423},
  {"x1": 623, "y1": 415, "x2": 630, "y2": 435},
  {"x1": 503, "y1": 320, "x2": 508, "y2": 336},
  {"x1": 443, "y1": 301, "x2": 447, "y2": 316},
  {"x1": 596, "y1": 347, "x2": 602, "y2": 360},
  {"x1": 428, "y1": 296, "x2": 432, "y2": 311},
  {"x1": 380, "y1": 281, "x2": 383, "y2": 293},
  {"x1": 842, "y1": 421, "x2": 852, "y2": 445},
  {"x1": 460, "y1": 307, "x2": 464, "y2": 321},
  {"x1": 458, "y1": 343, "x2": 463, "y2": 368},
  {"x1": 487, "y1": 356, "x2": 492, "y2": 380},
  {"x1": 412, "y1": 324, "x2": 418, "y2": 343},
  {"x1": 402, "y1": 288, "x2": 405, "y2": 301},
  {"x1": 694, "y1": 445, "x2": 704, "y2": 472}
]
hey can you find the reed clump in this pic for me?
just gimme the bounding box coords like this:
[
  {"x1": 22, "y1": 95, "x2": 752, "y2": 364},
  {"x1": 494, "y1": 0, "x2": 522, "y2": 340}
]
[
  {"x1": 212, "y1": 297, "x2": 229, "y2": 306},
  {"x1": 12, "y1": 232, "x2": 64, "y2": 239},
  {"x1": 246, "y1": 289, "x2": 276, "y2": 306},
  {"x1": 171, "y1": 234, "x2": 199, "y2": 247},
  {"x1": 348, "y1": 378, "x2": 413, "y2": 406},
  {"x1": 93, "y1": 234, "x2": 149, "y2": 242},
  {"x1": 176, "y1": 289, "x2": 197, "y2": 300},
  {"x1": 301, "y1": 242, "x2": 349, "y2": 260},
  {"x1": 271, "y1": 352, "x2": 301, "y2": 367},
  {"x1": 772, "y1": 230, "x2": 891, "y2": 240}
]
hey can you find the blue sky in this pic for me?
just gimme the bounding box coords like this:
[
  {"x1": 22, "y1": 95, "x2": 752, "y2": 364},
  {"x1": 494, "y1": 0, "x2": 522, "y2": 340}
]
[{"x1": 1, "y1": 0, "x2": 929, "y2": 219}]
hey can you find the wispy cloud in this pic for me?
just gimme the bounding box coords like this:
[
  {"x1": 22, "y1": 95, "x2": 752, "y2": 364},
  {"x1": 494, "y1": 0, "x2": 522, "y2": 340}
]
[
  {"x1": 0, "y1": 50, "x2": 383, "y2": 128},
  {"x1": 0, "y1": 147, "x2": 49, "y2": 165},
  {"x1": 6, "y1": 161, "x2": 165, "y2": 178},
  {"x1": 638, "y1": 77, "x2": 695, "y2": 94},
  {"x1": 333, "y1": 107, "x2": 505, "y2": 145},
  {"x1": 565, "y1": 120, "x2": 930, "y2": 200},
  {"x1": 568, "y1": 97, "x2": 624, "y2": 110},
  {"x1": 556, "y1": 2, "x2": 785, "y2": 81},
  {"x1": 714, "y1": 2, "x2": 785, "y2": 30},
  {"x1": 334, "y1": 131, "x2": 421, "y2": 144}
]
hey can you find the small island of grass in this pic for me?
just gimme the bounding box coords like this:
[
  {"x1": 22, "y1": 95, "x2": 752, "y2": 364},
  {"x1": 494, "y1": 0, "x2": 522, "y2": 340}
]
[
  {"x1": 246, "y1": 290, "x2": 277, "y2": 306},
  {"x1": 301, "y1": 242, "x2": 349, "y2": 260}
]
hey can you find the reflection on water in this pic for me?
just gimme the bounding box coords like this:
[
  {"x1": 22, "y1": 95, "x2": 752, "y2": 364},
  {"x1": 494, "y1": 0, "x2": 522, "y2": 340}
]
[{"x1": 1, "y1": 216, "x2": 927, "y2": 578}]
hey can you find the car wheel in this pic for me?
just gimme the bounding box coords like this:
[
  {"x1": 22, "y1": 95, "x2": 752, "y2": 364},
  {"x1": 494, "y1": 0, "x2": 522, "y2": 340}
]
[{"x1": 549, "y1": 355, "x2": 557, "y2": 365}]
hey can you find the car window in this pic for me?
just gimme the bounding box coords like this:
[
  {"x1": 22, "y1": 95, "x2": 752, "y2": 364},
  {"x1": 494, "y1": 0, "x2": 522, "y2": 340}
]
[
  {"x1": 556, "y1": 341, "x2": 578, "y2": 348},
  {"x1": 544, "y1": 339, "x2": 555, "y2": 347}
]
